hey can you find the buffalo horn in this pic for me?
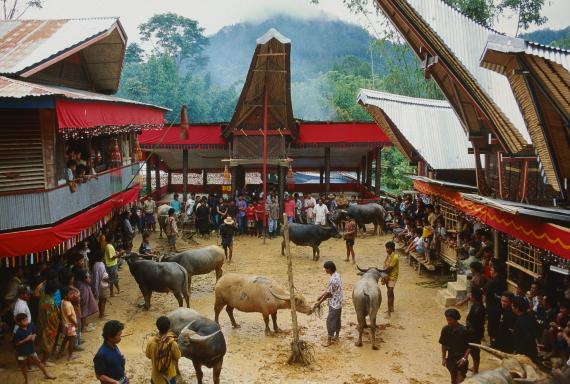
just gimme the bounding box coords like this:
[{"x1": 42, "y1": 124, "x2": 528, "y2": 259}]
[
  {"x1": 189, "y1": 330, "x2": 221, "y2": 344},
  {"x1": 356, "y1": 265, "x2": 369, "y2": 273},
  {"x1": 375, "y1": 268, "x2": 388, "y2": 274},
  {"x1": 269, "y1": 288, "x2": 290, "y2": 302},
  {"x1": 468, "y1": 343, "x2": 511, "y2": 360}
]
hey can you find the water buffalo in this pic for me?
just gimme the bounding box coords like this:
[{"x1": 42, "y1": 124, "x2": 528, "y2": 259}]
[
  {"x1": 125, "y1": 254, "x2": 189, "y2": 310},
  {"x1": 214, "y1": 273, "x2": 313, "y2": 334},
  {"x1": 353, "y1": 266, "x2": 387, "y2": 350},
  {"x1": 334, "y1": 203, "x2": 387, "y2": 235},
  {"x1": 162, "y1": 245, "x2": 224, "y2": 297},
  {"x1": 168, "y1": 308, "x2": 226, "y2": 384},
  {"x1": 281, "y1": 223, "x2": 341, "y2": 261}
]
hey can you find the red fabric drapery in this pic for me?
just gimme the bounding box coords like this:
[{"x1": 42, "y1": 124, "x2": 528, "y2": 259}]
[
  {"x1": 56, "y1": 99, "x2": 165, "y2": 129},
  {"x1": 0, "y1": 187, "x2": 140, "y2": 258},
  {"x1": 139, "y1": 125, "x2": 225, "y2": 148},
  {"x1": 414, "y1": 180, "x2": 570, "y2": 258},
  {"x1": 295, "y1": 122, "x2": 390, "y2": 144}
]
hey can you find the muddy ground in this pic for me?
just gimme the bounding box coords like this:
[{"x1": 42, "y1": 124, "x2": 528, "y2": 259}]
[{"x1": 0, "y1": 229, "x2": 500, "y2": 383}]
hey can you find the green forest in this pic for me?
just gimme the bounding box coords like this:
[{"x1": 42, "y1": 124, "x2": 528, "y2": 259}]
[{"x1": 118, "y1": 1, "x2": 568, "y2": 193}]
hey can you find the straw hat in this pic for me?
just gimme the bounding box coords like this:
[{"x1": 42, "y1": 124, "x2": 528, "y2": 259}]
[{"x1": 224, "y1": 217, "x2": 235, "y2": 225}]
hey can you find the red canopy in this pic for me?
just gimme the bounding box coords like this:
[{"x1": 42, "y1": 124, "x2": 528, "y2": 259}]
[
  {"x1": 295, "y1": 122, "x2": 390, "y2": 145},
  {"x1": 139, "y1": 124, "x2": 226, "y2": 149},
  {"x1": 0, "y1": 187, "x2": 140, "y2": 258},
  {"x1": 56, "y1": 99, "x2": 165, "y2": 130}
]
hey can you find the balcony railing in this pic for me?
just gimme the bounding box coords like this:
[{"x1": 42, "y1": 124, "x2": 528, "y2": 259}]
[{"x1": 0, "y1": 163, "x2": 141, "y2": 232}]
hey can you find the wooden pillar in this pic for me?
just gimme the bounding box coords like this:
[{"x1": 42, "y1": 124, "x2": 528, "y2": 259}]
[
  {"x1": 374, "y1": 146, "x2": 381, "y2": 195},
  {"x1": 366, "y1": 152, "x2": 372, "y2": 188},
  {"x1": 278, "y1": 166, "x2": 285, "y2": 217},
  {"x1": 154, "y1": 154, "x2": 161, "y2": 197},
  {"x1": 145, "y1": 152, "x2": 152, "y2": 195},
  {"x1": 324, "y1": 147, "x2": 331, "y2": 195},
  {"x1": 231, "y1": 166, "x2": 237, "y2": 199},
  {"x1": 167, "y1": 170, "x2": 172, "y2": 193},
  {"x1": 203, "y1": 170, "x2": 208, "y2": 187},
  {"x1": 360, "y1": 156, "x2": 366, "y2": 185},
  {"x1": 493, "y1": 229, "x2": 500, "y2": 258},
  {"x1": 182, "y1": 149, "x2": 189, "y2": 200},
  {"x1": 319, "y1": 168, "x2": 324, "y2": 184},
  {"x1": 356, "y1": 170, "x2": 361, "y2": 183}
]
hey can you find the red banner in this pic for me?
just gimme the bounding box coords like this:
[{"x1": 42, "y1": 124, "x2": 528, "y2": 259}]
[
  {"x1": 414, "y1": 180, "x2": 570, "y2": 258},
  {"x1": 0, "y1": 187, "x2": 140, "y2": 258},
  {"x1": 56, "y1": 99, "x2": 165, "y2": 129}
]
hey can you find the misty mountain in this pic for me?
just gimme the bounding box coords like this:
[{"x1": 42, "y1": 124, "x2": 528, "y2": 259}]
[
  {"x1": 521, "y1": 26, "x2": 570, "y2": 46},
  {"x1": 201, "y1": 14, "x2": 375, "y2": 86}
]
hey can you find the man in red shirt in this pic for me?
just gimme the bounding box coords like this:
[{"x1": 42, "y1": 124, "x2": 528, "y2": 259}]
[
  {"x1": 254, "y1": 199, "x2": 264, "y2": 238},
  {"x1": 246, "y1": 204, "x2": 256, "y2": 237},
  {"x1": 284, "y1": 194, "x2": 295, "y2": 224}
]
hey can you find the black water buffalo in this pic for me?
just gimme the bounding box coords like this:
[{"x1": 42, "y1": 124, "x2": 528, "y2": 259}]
[
  {"x1": 125, "y1": 255, "x2": 189, "y2": 309},
  {"x1": 162, "y1": 245, "x2": 224, "y2": 298},
  {"x1": 168, "y1": 308, "x2": 226, "y2": 384},
  {"x1": 281, "y1": 223, "x2": 341, "y2": 261},
  {"x1": 334, "y1": 203, "x2": 387, "y2": 235},
  {"x1": 353, "y1": 266, "x2": 387, "y2": 350}
]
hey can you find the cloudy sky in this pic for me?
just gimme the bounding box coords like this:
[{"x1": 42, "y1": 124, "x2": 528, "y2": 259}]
[{"x1": 24, "y1": 0, "x2": 569, "y2": 42}]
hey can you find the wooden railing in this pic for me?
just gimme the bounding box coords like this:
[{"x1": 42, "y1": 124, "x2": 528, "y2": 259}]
[{"x1": 0, "y1": 163, "x2": 141, "y2": 231}]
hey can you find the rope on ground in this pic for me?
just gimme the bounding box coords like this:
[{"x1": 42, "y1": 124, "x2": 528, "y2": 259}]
[{"x1": 415, "y1": 280, "x2": 448, "y2": 288}]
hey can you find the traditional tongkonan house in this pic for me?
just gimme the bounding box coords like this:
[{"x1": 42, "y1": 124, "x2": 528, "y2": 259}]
[
  {"x1": 0, "y1": 18, "x2": 167, "y2": 268},
  {"x1": 139, "y1": 28, "x2": 393, "y2": 214},
  {"x1": 357, "y1": 89, "x2": 479, "y2": 274},
  {"x1": 371, "y1": 0, "x2": 570, "y2": 301}
]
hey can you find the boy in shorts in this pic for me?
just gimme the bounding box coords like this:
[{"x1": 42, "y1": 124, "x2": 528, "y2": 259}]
[
  {"x1": 13, "y1": 313, "x2": 56, "y2": 383},
  {"x1": 59, "y1": 286, "x2": 78, "y2": 361}
]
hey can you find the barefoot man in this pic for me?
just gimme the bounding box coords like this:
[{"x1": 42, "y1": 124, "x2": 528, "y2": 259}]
[
  {"x1": 382, "y1": 241, "x2": 399, "y2": 317},
  {"x1": 314, "y1": 261, "x2": 343, "y2": 347}
]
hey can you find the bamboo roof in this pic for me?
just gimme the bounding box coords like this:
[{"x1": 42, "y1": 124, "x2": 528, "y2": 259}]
[
  {"x1": 224, "y1": 28, "x2": 296, "y2": 139},
  {"x1": 374, "y1": 0, "x2": 530, "y2": 154},
  {"x1": 481, "y1": 34, "x2": 570, "y2": 194}
]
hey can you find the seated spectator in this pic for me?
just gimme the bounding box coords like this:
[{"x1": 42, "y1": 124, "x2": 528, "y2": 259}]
[
  {"x1": 138, "y1": 233, "x2": 155, "y2": 256},
  {"x1": 405, "y1": 228, "x2": 424, "y2": 255},
  {"x1": 65, "y1": 160, "x2": 77, "y2": 183}
]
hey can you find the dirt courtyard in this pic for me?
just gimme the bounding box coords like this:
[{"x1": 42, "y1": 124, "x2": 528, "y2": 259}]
[{"x1": 1, "y1": 229, "x2": 500, "y2": 383}]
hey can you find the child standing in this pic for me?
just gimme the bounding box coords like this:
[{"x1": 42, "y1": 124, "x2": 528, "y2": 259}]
[
  {"x1": 59, "y1": 287, "x2": 78, "y2": 361},
  {"x1": 14, "y1": 313, "x2": 56, "y2": 383},
  {"x1": 246, "y1": 204, "x2": 256, "y2": 236}
]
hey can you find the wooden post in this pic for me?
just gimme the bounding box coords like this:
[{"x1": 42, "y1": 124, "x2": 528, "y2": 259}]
[
  {"x1": 374, "y1": 146, "x2": 381, "y2": 195},
  {"x1": 182, "y1": 149, "x2": 189, "y2": 200},
  {"x1": 324, "y1": 147, "x2": 331, "y2": 195},
  {"x1": 145, "y1": 152, "x2": 152, "y2": 196},
  {"x1": 154, "y1": 154, "x2": 161, "y2": 197},
  {"x1": 167, "y1": 170, "x2": 172, "y2": 193},
  {"x1": 278, "y1": 166, "x2": 285, "y2": 217},
  {"x1": 319, "y1": 168, "x2": 324, "y2": 185},
  {"x1": 284, "y1": 213, "x2": 313, "y2": 365},
  {"x1": 203, "y1": 170, "x2": 208, "y2": 186},
  {"x1": 262, "y1": 86, "x2": 268, "y2": 244},
  {"x1": 356, "y1": 170, "x2": 361, "y2": 184},
  {"x1": 283, "y1": 213, "x2": 298, "y2": 341},
  {"x1": 231, "y1": 166, "x2": 237, "y2": 200}
]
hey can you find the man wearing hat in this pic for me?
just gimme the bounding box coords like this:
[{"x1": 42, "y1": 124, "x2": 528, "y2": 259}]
[
  {"x1": 439, "y1": 308, "x2": 470, "y2": 384},
  {"x1": 219, "y1": 216, "x2": 237, "y2": 263}
]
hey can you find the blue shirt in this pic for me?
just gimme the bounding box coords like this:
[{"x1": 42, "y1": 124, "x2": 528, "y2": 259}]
[
  {"x1": 93, "y1": 343, "x2": 126, "y2": 381},
  {"x1": 237, "y1": 199, "x2": 247, "y2": 217},
  {"x1": 170, "y1": 199, "x2": 182, "y2": 214},
  {"x1": 14, "y1": 324, "x2": 35, "y2": 356}
]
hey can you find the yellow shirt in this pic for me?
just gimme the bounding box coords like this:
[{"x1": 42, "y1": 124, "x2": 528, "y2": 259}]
[
  {"x1": 145, "y1": 334, "x2": 181, "y2": 383},
  {"x1": 104, "y1": 244, "x2": 117, "y2": 267},
  {"x1": 384, "y1": 252, "x2": 399, "y2": 282}
]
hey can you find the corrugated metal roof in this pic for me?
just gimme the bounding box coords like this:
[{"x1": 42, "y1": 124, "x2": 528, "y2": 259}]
[
  {"x1": 481, "y1": 34, "x2": 570, "y2": 74},
  {"x1": 0, "y1": 18, "x2": 119, "y2": 75},
  {"x1": 357, "y1": 89, "x2": 474, "y2": 170},
  {"x1": 375, "y1": 0, "x2": 531, "y2": 146},
  {"x1": 0, "y1": 76, "x2": 170, "y2": 110}
]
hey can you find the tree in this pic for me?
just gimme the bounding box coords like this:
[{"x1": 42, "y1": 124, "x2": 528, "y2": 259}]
[
  {"x1": 2, "y1": 0, "x2": 44, "y2": 20},
  {"x1": 124, "y1": 43, "x2": 144, "y2": 65},
  {"x1": 139, "y1": 13, "x2": 209, "y2": 71},
  {"x1": 551, "y1": 34, "x2": 570, "y2": 50},
  {"x1": 444, "y1": 0, "x2": 496, "y2": 27},
  {"x1": 498, "y1": 0, "x2": 548, "y2": 36}
]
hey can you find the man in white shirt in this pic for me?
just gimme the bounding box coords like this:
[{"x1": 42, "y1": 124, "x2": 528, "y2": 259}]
[
  {"x1": 143, "y1": 197, "x2": 157, "y2": 232},
  {"x1": 314, "y1": 261, "x2": 343, "y2": 346},
  {"x1": 314, "y1": 199, "x2": 329, "y2": 226}
]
